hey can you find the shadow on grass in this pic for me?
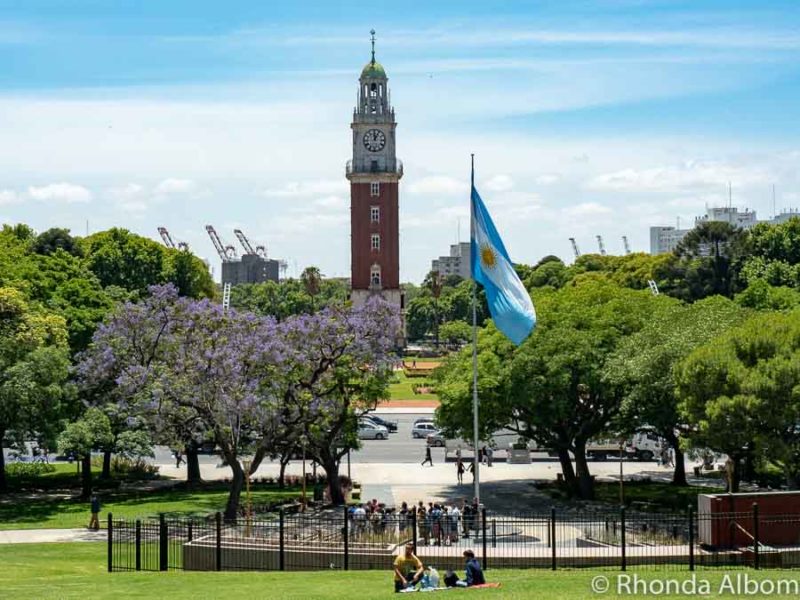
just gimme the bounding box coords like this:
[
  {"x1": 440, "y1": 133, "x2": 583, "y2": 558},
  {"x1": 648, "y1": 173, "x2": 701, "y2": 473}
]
[{"x1": 0, "y1": 481, "x2": 301, "y2": 528}]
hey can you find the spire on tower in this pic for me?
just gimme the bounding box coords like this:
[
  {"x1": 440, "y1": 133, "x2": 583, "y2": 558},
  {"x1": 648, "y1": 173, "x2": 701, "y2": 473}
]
[{"x1": 370, "y1": 29, "x2": 376, "y2": 64}]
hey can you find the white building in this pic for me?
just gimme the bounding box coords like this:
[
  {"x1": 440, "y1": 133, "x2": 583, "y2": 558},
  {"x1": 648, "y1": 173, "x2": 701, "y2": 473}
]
[
  {"x1": 650, "y1": 207, "x2": 799, "y2": 254},
  {"x1": 431, "y1": 242, "x2": 471, "y2": 279}
]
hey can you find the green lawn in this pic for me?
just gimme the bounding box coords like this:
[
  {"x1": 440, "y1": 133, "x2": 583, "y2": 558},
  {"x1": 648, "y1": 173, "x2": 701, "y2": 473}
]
[
  {"x1": 0, "y1": 484, "x2": 300, "y2": 530},
  {"x1": 1, "y1": 543, "x2": 797, "y2": 599},
  {"x1": 388, "y1": 370, "x2": 438, "y2": 401},
  {"x1": 541, "y1": 480, "x2": 726, "y2": 512}
]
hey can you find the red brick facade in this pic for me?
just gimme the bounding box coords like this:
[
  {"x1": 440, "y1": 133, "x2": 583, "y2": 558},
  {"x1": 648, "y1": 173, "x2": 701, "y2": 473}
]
[{"x1": 350, "y1": 181, "x2": 399, "y2": 290}]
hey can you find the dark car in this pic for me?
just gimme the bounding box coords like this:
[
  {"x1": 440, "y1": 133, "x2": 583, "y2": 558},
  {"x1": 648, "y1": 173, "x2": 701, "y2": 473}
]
[{"x1": 363, "y1": 414, "x2": 398, "y2": 432}]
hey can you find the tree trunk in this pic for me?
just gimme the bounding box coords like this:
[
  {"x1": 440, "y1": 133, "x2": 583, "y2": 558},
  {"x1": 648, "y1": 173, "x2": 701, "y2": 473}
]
[
  {"x1": 278, "y1": 455, "x2": 290, "y2": 489},
  {"x1": 320, "y1": 453, "x2": 345, "y2": 505},
  {"x1": 185, "y1": 445, "x2": 201, "y2": 486},
  {"x1": 223, "y1": 458, "x2": 245, "y2": 523},
  {"x1": 81, "y1": 454, "x2": 93, "y2": 499},
  {"x1": 731, "y1": 458, "x2": 742, "y2": 493},
  {"x1": 555, "y1": 447, "x2": 577, "y2": 494},
  {"x1": 665, "y1": 432, "x2": 687, "y2": 487},
  {"x1": 672, "y1": 445, "x2": 687, "y2": 486},
  {"x1": 0, "y1": 433, "x2": 6, "y2": 492},
  {"x1": 573, "y1": 439, "x2": 595, "y2": 500},
  {"x1": 101, "y1": 450, "x2": 112, "y2": 479}
]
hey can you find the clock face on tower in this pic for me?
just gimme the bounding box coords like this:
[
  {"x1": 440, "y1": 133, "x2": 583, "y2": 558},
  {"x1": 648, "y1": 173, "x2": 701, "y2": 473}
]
[{"x1": 363, "y1": 129, "x2": 386, "y2": 152}]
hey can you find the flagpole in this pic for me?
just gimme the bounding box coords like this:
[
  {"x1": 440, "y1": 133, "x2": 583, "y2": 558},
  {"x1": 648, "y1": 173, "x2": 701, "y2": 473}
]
[{"x1": 471, "y1": 153, "x2": 480, "y2": 507}]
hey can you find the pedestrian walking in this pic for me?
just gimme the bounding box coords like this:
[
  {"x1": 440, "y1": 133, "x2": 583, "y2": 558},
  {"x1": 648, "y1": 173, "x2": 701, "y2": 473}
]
[
  {"x1": 175, "y1": 450, "x2": 185, "y2": 468},
  {"x1": 457, "y1": 459, "x2": 465, "y2": 484},
  {"x1": 486, "y1": 446, "x2": 493, "y2": 467},
  {"x1": 421, "y1": 446, "x2": 433, "y2": 467},
  {"x1": 88, "y1": 494, "x2": 101, "y2": 530}
]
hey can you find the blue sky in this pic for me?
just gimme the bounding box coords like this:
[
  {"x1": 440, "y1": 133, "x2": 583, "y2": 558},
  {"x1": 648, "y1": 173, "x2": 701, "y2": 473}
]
[{"x1": 1, "y1": 0, "x2": 799, "y2": 281}]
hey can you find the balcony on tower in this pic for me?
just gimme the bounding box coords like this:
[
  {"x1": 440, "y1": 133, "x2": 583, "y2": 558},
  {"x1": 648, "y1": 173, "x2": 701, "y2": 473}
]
[{"x1": 346, "y1": 158, "x2": 403, "y2": 178}]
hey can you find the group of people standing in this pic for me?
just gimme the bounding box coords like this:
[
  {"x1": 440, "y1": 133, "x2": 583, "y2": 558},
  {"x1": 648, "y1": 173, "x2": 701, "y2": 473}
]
[{"x1": 398, "y1": 498, "x2": 482, "y2": 546}]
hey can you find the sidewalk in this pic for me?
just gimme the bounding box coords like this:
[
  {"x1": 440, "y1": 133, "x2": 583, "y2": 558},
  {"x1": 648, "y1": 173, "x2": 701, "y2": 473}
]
[{"x1": 0, "y1": 528, "x2": 105, "y2": 544}]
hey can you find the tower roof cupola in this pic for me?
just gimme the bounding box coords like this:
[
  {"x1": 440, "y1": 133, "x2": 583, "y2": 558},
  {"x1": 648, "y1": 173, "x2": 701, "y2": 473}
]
[{"x1": 360, "y1": 29, "x2": 387, "y2": 80}]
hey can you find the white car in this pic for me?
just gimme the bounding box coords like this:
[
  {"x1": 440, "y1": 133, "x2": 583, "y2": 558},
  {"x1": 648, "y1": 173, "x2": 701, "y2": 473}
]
[
  {"x1": 412, "y1": 422, "x2": 439, "y2": 439},
  {"x1": 358, "y1": 422, "x2": 389, "y2": 440}
]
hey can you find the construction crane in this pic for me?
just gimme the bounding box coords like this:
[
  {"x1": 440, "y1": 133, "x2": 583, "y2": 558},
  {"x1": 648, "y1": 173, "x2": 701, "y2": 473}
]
[
  {"x1": 158, "y1": 227, "x2": 189, "y2": 251},
  {"x1": 158, "y1": 227, "x2": 176, "y2": 248},
  {"x1": 205, "y1": 225, "x2": 237, "y2": 262},
  {"x1": 233, "y1": 229, "x2": 256, "y2": 255},
  {"x1": 568, "y1": 237, "x2": 581, "y2": 259},
  {"x1": 622, "y1": 236, "x2": 631, "y2": 255},
  {"x1": 596, "y1": 235, "x2": 607, "y2": 256},
  {"x1": 233, "y1": 229, "x2": 267, "y2": 258}
]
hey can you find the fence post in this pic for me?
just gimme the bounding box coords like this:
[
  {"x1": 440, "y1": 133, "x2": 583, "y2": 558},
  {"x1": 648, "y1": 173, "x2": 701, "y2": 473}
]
[
  {"x1": 411, "y1": 510, "x2": 417, "y2": 554},
  {"x1": 135, "y1": 519, "x2": 141, "y2": 572},
  {"x1": 620, "y1": 506, "x2": 627, "y2": 572},
  {"x1": 107, "y1": 513, "x2": 113, "y2": 573},
  {"x1": 215, "y1": 512, "x2": 222, "y2": 572},
  {"x1": 159, "y1": 513, "x2": 168, "y2": 572},
  {"x1": 688, "y1": 505, "x2": 695, "y2": 572},
  {"x1": 279, "y1": 508, "x2": 285, "y2": 571},
  {"x1": 188, "y1": 520, "x2": 193, "y2": 543},
  {"x1": 491, "y1": 519, "x2": 496, "y2": 549},
  {"x1": 481, "y1": 508, "x2": 487, "y2": 570},
  {"x1": 550, "y1": 507, "x2": 556, "y2": 571},
  {"x1": 343, "y1": 504, "x2": 349, "y2": 571},
  {"x1": 753, "y1": 503, "x2": 760, "y2": 570}
]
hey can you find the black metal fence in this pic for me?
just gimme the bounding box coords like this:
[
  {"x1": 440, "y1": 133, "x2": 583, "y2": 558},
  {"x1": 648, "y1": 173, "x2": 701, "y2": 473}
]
[{"x1": 108, "y1": 504, "x2": 800, "y2": 573}]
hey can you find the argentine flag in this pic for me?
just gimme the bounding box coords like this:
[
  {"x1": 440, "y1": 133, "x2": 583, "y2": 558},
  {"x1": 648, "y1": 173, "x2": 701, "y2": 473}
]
[{"x1": 471, "y1": 185, "x2": 536, "y2": 345}]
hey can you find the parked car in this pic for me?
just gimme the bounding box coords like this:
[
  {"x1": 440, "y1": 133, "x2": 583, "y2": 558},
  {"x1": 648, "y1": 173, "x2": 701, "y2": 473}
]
[
  {"x1": 361, "y1": 414, "x2": 398, "y2": 432},
  {"x1": 413, "y1": 417, "x2": 435, "y2": 428},
  {"x1": 358, "y1": 422, "x2": 389, "y2": 440},
  {"x1": 426, "y1": 432, "x2": 446, "y2": 447},
  {"x1": 412, "y1": 422, "x2": 439, "y2": 439}
]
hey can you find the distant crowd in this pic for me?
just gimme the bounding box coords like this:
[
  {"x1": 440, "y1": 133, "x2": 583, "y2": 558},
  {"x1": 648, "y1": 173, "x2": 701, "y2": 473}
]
[{"x1": 347, "y1": 497, "x2": 483, "y2": 546}]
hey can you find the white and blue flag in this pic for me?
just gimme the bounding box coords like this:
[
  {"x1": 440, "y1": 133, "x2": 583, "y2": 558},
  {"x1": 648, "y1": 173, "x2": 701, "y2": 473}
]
[{"x1": 471, "y1": 185, "x2": 536, "y2": 345}]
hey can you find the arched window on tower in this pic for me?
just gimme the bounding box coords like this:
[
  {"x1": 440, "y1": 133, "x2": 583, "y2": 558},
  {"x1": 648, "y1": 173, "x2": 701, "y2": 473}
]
[{"x1": 370, "y1": 264, "x2": 382, "y2": 289}]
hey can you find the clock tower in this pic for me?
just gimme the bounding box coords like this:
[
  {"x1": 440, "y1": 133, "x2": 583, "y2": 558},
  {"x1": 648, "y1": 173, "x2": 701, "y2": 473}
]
[{"x1": 347, "y1": 31, "x2": 403, "y2": 317}]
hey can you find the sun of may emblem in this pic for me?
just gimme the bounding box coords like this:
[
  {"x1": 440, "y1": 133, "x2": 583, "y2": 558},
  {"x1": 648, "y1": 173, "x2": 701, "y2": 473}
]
[{"x1": 480, "y1": 244, "x2": 497, "y2": 269}]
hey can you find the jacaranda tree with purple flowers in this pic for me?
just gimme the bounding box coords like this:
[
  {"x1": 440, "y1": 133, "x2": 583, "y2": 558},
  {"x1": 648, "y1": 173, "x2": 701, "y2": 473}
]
[{"x1": 78, "y1": 285, "x2": 400, "y2": 518}]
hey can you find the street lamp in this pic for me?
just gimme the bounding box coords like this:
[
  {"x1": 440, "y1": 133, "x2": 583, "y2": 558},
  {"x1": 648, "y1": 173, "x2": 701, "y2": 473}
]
[{"x1": 241, "y1": 458, "x2": 253, "y2": 537}]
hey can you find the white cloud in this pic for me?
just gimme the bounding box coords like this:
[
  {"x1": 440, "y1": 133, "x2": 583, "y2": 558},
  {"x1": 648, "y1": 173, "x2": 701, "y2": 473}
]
[
  {"x1": 27, "y1": 183, "x2": 92, "y2": 203},
  {"x1": 586, "y1": 160, "x2": 771, "y2": 192},
  {"x1": 313, "y1": 195, "x2": 347, "y2": 210},
  {"x1": 563, "y1": 202, "x2": 612, "y2": 218},
  {"x1": 264, "y1": 180, "x2": 348, "y2": 198},
  {"x1": 0, "y1": 189, "x2": 20, "y2": 205},
  {"x1": 154, "y1": 178, "x2": 198, "y2": 195},
  {"x1": 484, "y1": 175, "x2": 514, "y2": 192},
  {"x1": 407, "y1": 176, "x2": 467, "y2": 195},
  {"x1": 535, "y1": 174, "x2": 561, "y2": 185}
]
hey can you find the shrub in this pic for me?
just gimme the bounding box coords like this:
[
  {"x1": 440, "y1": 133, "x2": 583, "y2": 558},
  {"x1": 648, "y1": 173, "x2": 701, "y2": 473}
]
[
  {"x1": 5, "y1": 462, "x2": 56, "y2": 479},
  {"x1": 110, "y1": 456, "x2": 159, "y2": 480}
]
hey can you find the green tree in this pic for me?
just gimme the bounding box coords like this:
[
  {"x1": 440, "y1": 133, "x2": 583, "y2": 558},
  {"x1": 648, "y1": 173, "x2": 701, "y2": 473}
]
[
  {"x1": 676, "y1": 310, "x2": 800, "y2": 491},
  {"x1": 0, "y1": 287, "x2": 71, "y2": 491},
  {"x1": 57, "y1": 407, "x2": 114, "y2": 498},
  {"x1": 606, "y1": 296, "x2": 746, "y2": 486},
  {"x1": 670, "y1": 221, "x2": 748, "y2": 300},
  {"x1": 82, "y1": 228, "x2": 166, "y2": 295},
  {"x1": 439, "y1": 320, "x2": 472, "y2": 348},
  {"x1": 300, "y1": 266, "x2": 322, "y2": 311},
  {"x1": 163, "y1": 249, "x2": 215, "y2": 299},
  {"x1": 437, "y1": 277, "x2": 655, "y2": 499},
  {"x1": 32, "y1": 228, "x2": 83, "y2": 257}
]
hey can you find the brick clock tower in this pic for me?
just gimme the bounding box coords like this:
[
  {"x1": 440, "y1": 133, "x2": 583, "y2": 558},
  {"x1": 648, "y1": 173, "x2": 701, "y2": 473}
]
[{"x1": 347, "y1": 31, "x2": 404, "y2": 321}]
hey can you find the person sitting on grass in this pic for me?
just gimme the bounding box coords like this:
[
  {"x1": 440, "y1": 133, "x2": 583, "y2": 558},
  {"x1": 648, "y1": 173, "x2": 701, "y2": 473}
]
[
  {"x1": 455, "y1": 549, "x2": 485, "y2": 587},
  {"x1": 393, "y1": 543, "x2": 424, "y2": 592}
]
